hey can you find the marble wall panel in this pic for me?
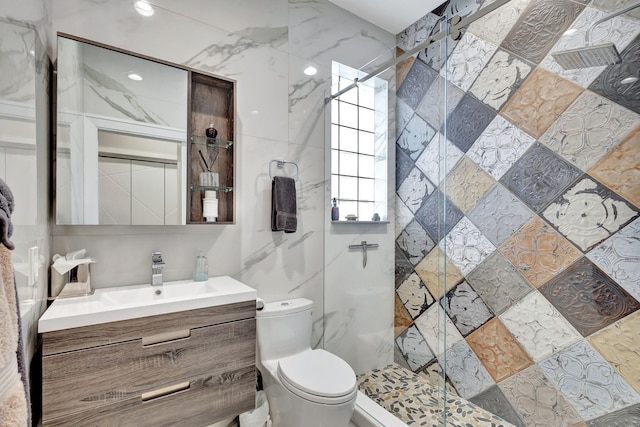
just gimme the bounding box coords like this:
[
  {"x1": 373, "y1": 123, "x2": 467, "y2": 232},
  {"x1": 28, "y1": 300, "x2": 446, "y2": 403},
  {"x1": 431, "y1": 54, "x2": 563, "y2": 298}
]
[
  {"x1": 438, "y1": 340, "x2": 495, "y2": 399},
  {"x1": 589, "y1": 125, "x2": 640, "y2": 208},
  {"x1": 539, "y1": 91, "x2": 640, "y2": 171},
  {"x1": 440, "y1": 217, "x2": 497, "y2": 276},
  {"x1": 539, "y1": 340, "x2": 640, "y2": 420},
  {"x1": 443, "y1": 155, "x2": 495, "y2": 214},
  {"x1": 468, "y1": 0, "x2": 530, "y2": 46},
  {"x1": 500, "y1": 291, "x2": 582, "y2": 362},
  {"x1": 441, "y1": 32, "x2": 498, "y2": 92},
  {"x1": 397, "y1": 272, "x2": 435, "y2": 320},
  {"x1": 441, "y1": 281, "x2": 493, "y2": 337}
]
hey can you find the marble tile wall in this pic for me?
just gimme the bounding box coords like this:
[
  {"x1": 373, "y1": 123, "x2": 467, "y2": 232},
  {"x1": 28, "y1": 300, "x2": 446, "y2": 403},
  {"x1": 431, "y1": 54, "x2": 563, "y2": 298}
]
[{"x1": 395, "y1": 0, "x2": 640, "y2": 424}]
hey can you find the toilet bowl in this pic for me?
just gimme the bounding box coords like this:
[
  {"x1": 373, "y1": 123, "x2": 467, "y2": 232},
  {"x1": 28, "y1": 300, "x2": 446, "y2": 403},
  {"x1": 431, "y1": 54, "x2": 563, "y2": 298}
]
[{"x1": 256, "y1": 298, "x2": 357, "y2": 427}]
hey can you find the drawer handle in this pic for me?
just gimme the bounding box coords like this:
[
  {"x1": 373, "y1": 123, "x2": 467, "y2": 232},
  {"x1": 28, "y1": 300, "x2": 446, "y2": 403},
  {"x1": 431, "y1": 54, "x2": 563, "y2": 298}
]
[
  {"x1": 142, "y1": 329, "x2": 191, "y2": 346},
  {"x1": 141, "y1": 381, "x2": 190, "y2": 401}
]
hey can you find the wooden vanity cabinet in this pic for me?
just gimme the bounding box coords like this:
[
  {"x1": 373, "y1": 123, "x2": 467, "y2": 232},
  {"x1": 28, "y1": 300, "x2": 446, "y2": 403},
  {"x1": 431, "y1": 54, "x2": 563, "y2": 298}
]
[{"x1": 41, "y1": 301, "x2": 256, "y2": 426}]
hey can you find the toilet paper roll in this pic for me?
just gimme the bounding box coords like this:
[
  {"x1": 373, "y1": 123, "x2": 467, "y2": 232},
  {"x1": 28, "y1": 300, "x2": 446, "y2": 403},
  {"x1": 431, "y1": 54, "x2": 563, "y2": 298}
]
[{"x1": 203, "y1": 199, "x2": 218, "y2": 221}]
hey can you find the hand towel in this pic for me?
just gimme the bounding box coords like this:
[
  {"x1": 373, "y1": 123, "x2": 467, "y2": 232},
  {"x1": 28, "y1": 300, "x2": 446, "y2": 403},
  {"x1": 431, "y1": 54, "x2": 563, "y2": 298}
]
[
  {"x1": 0, "y1": 178, "x2": 14, "y2": 251},
  {"x1": 271, "y1": 176, "x2": 297, "y2": 233}
]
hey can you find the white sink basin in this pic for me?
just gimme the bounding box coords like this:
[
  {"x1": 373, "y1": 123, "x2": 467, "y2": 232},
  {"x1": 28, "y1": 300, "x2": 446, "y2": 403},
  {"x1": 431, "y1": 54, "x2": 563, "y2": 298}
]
[{"x1": 38, "y1": 276, "x2": 256, "y2": 333}]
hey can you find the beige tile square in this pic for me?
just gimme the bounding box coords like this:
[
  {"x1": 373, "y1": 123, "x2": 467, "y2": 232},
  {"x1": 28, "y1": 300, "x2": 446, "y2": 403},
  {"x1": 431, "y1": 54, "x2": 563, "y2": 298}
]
[
  {"x1": 589, "y1": 311, "x2": 640, "y2": 395},
  {"x1": 415, "y1": 246, "x2": 464, "y2": 299},
  {"x1": 394, "y1": 293, "x2": 413, "y2": 338},
  {"x1": 501, "y1": 67, "x2": 583, "y2": 138},
  {"x1": 589, "y1": 125, "x2": 640, "y2": 209},
  {"x1": 443, "y1": 155, "x2": 495, "y2": 213}
]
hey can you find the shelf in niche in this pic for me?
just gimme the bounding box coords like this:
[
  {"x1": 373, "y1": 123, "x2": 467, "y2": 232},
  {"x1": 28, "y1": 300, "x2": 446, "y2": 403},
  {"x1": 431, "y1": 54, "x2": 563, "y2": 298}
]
[
  {"x1": 190, "y1": 135, "x2": 234, "y2": 149},
  {"x1": 190, "y1": 185, "x2": 234, "y2": 193}
]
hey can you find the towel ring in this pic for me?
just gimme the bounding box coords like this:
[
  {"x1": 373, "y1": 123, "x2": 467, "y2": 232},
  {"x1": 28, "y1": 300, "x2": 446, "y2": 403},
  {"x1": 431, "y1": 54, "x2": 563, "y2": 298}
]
[{"x1": 269, "y1": 159, "x2": 299, "y2": 181}]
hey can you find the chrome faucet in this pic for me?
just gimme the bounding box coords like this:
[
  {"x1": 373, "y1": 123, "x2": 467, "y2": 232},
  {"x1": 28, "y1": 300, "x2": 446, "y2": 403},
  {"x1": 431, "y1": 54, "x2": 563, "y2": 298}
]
[{"x1": 151, "y1": 251, "x2": 165, "y2": 289}]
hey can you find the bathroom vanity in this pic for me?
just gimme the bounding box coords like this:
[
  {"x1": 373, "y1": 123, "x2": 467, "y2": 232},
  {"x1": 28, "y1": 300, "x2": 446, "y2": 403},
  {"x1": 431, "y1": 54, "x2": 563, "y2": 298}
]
[{"x1": 38, "y1": 277, "x2": 256, "y2": 426}]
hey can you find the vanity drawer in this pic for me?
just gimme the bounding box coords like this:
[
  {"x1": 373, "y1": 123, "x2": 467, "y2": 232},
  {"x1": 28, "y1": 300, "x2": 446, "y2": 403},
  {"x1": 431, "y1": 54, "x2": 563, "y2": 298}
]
[
  {"x1": 42, "y1": 300, "x2": 255, "y2": 355},
  {"x1": 42, "y1": 318, "x2": 255, "y2": 423},
  {"x1": 44, "y1": 365, "x2": 256, "y2": 427}
]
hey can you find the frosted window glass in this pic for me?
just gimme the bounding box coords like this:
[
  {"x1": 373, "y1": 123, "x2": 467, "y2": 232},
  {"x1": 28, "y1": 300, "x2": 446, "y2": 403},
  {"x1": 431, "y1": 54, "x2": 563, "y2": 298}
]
[
  {"x1": 359, "y1": 154, "x2": 374, "y2": 178},
  {"x1": 359, "y1": 178, "x2": 374, "y2": 201},
  {"x1": 340, "y1": 151, "x2": 358, "y2": 176},
  {"x1": 331, "y1": 100, "x2": 339, "y2": 124},
  {"x1": 331, "y1": 175, "x2": 339, "y2": 200},
  {"x1": 358, "y1": 201, "x2": 374, "y2": 221},
  {"x1": 359, "y1": 85, "x2": 375, "y2": 109},
  {"x1": 332, "y1": 149, "x2": 339, "y2": 173},
  {"x1": 331, "y1": 125, "x2": 339, "y2": 149},
  {"x1": 359, "y1": 131, "x2": 374, "y2": 155},
  {"x1": 340, "y1": 176, "x2": 357, "y2": 200},
  {"x1": 339, "y1": 78, "x2": 357, "y2": 104},
  {"x1": 359, "y1": 107, "x2": 374, "y2": 132},
  {"x1": 341, "y1": 201, "x2": 358, "y2": 218},
  {"x1": 339, "y1": 102, "x2": 358, "y2": 129},
  {"x1": 339, "y1": 126, "x2": 358, "y2": 152}
]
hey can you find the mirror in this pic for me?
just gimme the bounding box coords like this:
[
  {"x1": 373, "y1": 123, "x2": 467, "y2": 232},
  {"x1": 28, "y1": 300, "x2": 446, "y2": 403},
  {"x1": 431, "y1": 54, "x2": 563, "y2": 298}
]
[{"x1": 55, "y1": 36, "x2": 188, "y2": 225}]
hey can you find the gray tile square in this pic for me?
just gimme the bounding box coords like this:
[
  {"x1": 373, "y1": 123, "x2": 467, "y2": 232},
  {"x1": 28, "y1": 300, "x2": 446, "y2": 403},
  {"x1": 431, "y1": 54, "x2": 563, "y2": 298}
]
[
  {"x1": 542, "y1": 176, "x2": 639, "y2": 252},
  {"x1": 397, "y1": 272, "x2": 435, "y2": 319},
  {"x1": 395, "y1": 324, "x2": 435, "y2": 371},
  {"x1": 415, "y1": 76, "x2": 464, "y2": 131},
  {"x1": 468, "y1": 183, "x2": 534, "y2": 246},
  {"x1": 468, "y1": 0, "x2": 530, "y2": 47},
  {"x1": 466, "y1": 251, "x2": 533, "y2": 315},
  {"x1": 500, "y1": 142, "x2": 582, "y2": 213},
  {"x1": 440, "y1": 281, "x2": 493, "y2": 337},
  {"x1": 587, "y1": 403, "x2": 640, "y2": 427},
  {"x1": 445, "y1": 94, "x2": 497, "y2": 153},
  {"x1": 395, "y1": 98, "x2": 414, "y2": 137},
  {"x1": 539, "y1": 340, "x2": 640, "y2": 420},
  {"x1": 395, "y1": 244, "x2": 414, "y2": 288},
  {"x1": 396, "y1": 220, "x2": 436, "y2": 266},
  {"x1": 395, "y1": 146, "x2": 414, "y2": 191},
  {"x1": 470, "y1": 385, "x2": 525, "y2": 427},
  {"x1": 438, "y1": 340, "x2": 495, "y2": 399},
  {"x1": 397, "y1": 167, "x2": 435, "y2": 214},
  {"x1": 415, "y1": 189, "x2": 464, "y2": 243},
  {"x1": 396, "y1": 114, "x2": 436, "y2": 161},
  {"x1": 397, "y1": 59, "x2": 439, "y2": 109},
  {"x1": 394, "y1": 342, "x2": 412, "y2": 371}
]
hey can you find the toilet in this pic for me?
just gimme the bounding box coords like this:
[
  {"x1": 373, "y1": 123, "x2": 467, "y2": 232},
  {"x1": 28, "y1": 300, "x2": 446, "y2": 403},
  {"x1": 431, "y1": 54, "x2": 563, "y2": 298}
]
[{"x1": 256, "y1": 298, "x2": 357, "y2": 427}]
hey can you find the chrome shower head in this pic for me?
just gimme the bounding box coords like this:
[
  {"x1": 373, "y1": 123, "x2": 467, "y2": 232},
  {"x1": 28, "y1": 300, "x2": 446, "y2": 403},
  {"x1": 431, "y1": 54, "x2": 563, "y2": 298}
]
[{"x1": 552, "y1": 42, "x2": 622, "y2": 70}]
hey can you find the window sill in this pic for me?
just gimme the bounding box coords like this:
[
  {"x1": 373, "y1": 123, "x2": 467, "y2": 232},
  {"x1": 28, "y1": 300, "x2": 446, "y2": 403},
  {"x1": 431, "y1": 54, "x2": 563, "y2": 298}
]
[{"x1": 331, "y1": 221, "x2": 390, "y2": 224}]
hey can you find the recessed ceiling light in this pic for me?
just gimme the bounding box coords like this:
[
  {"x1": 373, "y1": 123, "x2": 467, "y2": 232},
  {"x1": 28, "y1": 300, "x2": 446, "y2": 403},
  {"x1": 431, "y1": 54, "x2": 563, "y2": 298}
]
[
  {"x1": 134, "y1": 0, "x2": 154, "y2": 17},
  {"x1": 128, "y1": 73, "x2": 143, "y2": 81},
  {"x1": 303, "y1": 66, "x2": 317, "y2": 76},
  {"x1": 563, "y1": 28, "x2": 578, "y2": 36},
  {"x1": 620, "y1": 76, "x2": 638, "y2": 85}
]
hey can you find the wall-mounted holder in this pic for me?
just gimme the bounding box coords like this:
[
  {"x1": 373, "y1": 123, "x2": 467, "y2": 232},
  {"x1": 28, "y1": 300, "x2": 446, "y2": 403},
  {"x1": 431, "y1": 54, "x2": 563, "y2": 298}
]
[{"x1": 348, "y1": 241, "x2": 379, "y2": 268}]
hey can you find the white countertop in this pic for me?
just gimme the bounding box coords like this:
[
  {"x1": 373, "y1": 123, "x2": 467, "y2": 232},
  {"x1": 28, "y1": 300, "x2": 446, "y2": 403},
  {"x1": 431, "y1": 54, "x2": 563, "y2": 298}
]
[{"x1": 38, "y1": 276, "x2": 256, "y2": 333}]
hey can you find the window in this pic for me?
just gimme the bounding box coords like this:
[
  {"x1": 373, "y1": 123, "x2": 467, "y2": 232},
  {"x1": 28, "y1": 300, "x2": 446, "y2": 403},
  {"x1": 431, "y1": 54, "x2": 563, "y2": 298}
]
[{"x1": 330, "y1": 62, "x2": 388, "y2": 222}]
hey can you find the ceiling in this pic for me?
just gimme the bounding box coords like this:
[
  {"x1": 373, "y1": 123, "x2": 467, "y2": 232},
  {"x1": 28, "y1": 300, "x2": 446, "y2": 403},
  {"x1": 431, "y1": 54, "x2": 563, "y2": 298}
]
[{"x1": 328, "y1": 0, "x2": 444, "y2": 35}]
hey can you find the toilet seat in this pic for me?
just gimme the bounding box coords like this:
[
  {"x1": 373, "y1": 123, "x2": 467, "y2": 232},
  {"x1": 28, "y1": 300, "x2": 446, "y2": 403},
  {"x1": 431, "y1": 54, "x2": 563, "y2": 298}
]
[{"x1": 277, "y1": 349, "x2": 357, "y2": 405}]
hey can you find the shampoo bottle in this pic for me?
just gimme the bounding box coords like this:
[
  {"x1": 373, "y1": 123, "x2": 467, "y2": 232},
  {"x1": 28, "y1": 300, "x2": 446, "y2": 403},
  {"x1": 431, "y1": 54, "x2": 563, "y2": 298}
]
[
  {"x1": 331, "y1": 198, "x2": 339, "y2": 221},
  {"x1": 193, "y1": 252, "x2": 209, "y2": 282}
]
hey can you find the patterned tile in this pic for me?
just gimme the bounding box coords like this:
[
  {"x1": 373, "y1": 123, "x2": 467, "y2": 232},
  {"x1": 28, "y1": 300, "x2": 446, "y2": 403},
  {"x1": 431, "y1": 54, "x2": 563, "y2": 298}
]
[
  {"x1": 443, "y1": 155, "x2": 495, "y2": 213},
  {"x1": 468, "y1": 183, "x2": 534, "y2": 246},
  {"x1": 470, "y1": 48, "x2": 533, "y2": 111},
  {"x1": 500, "y1": 0, "x2": 585, "y2": 64},
  {"x1": 394, "y1": 196, "x2": 413, "y2": 239},
  {"x1": 445, "y1": 94, "x2": 497, "y2": 153},
  {"x1": 415, "y1": 189, "x2": 464, "y2": 243},
  {"x1": 438, "y1": 340, "x2": 495, "y2": 399},
  {"x1": 500, "y1": 291, "x2": 582, "y2": 362},
  {"x1": 442, "y1": 0, "x2": 484, "y2": 19},
  {"x1": 539, "y1": 340, "x2": 640, "y2": 420},
  {"x1": 397, "y1": 59, "x2": 439, "y2": 110},
  {"x1": 441, "y1": 281, "x2": 493, "y2": 337},
  {"x1": 416, "y1": 76, "x2": 465, "y2": 131},
  {"x1": 397, "y1": 167, "x2": 435, "y2": 214},
  {"x1": 539, "y1": 257, "x2": 640, "y2": 337},
  {"x1": 589, "y1": 34, "x2": 640, "y2": 115},
  {"x1": 396, "y1": 98, "x2": 415, "y2": 139},
  {"x1": 470, "y1": 385, "x2": 525, "y2": 427},
  {"x1": 397, "y1": 272, "x2": 435, "y2": 320},
  {"x1": 395, "y1": 145, "x2": 413, "y2": 191},
  {"x1": 441, "y1": 32, "x2": 498, "y2": 92},
  {"x1": 395, "y1": 324, "x2": 435, "y2": 371},
  {"x1": 586, "y1": 404, "x2": 640, "y2": 427},
  {"x1": 415, "y1": 134, "x2": 463, "y2": 185},
  {"x1": 396, "y1": 220, "x2": 436, "y2": 266},
  {"x1": 589, "y1": 125, "x2": 640, "y2": 208},
  {"x1": 394, "y1": 342, "x2": 412, "y2": 371},
  {"x1": 501, "y1": 67, "x2": 583, "y2": 139},
  {"x1": 395, "y1": 50, "x2": 415, "y2": 90},
  {"x1": 587, "y1": 218, "x2": 640, "y2": 301},
  {"x1": 397, "y1": 13, "x2": 441, "y2": 51},
  {"x1": 499, "y1": 364, "x2": 583, "y2": 427},
  {"x1": 440, "y1": 217, "x2": 497, "y2": 276},
  {"x1": 499, "y1": 216, "x2": 582, "y2": 287},
  {"x1": 539, "y1": 91, "x2": 640, "y2": 171},
  {"x1": 589, "y1": 311, "x2": 640, "y2": 395},
  {"x1": 415, "y1": 246, "x2": 464, "y2": 300},
  {"x1": 418, "y1": 360, "x2": 459, "y2": 396},
  {"x1": 418, "y1": 36, "x2": 459, "y2": 73},
  {"x1": 397, "y1": 113, "x2": 437, "y2": 161},
  {"x1": 542, "y1": 176, "x2": 639, "y2": 252},
  {"x1": 500, "y1": 142, "x2": 582, "y2": 214},
  {"x1": 466, "y1": 251, "x2": 534, "y2": 316},
  {"x1": 590, "y1": 0, "x2": 640, "y2": 20},
  {"x1": 467, "y1": 318, "x2": 533, "y2": 382},
  {"x1": 467, "y1": 115, "x2": 536, "y2": 180},
  {"x1": 395, "y1": 243, "x2": 414, "y2": 288},
  {"x1": 415, "y1": 304, "x2": 464, "y2": 357},
  {"x1": 394, "y1": 293, "x2": 413, "y2": 338},
  {"x1": 468, "y1": 0, "x2": 530, "y2": 46}
]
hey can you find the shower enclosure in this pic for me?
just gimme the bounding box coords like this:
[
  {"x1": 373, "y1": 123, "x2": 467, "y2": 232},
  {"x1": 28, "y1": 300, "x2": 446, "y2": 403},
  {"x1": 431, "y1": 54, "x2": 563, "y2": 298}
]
[{"x1": 326, "y1": 0, "x2": 640, "y2": 425}]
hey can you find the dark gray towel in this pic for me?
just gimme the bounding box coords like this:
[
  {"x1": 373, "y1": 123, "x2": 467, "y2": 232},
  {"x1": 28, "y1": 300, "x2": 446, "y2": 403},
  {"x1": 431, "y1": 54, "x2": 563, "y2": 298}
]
[
  {"x1": 271, "y1": 176, "x2": 297, "y2": 233},
  {"x1": 0, "y1": 177, "x2": 14, "y2": 250}
]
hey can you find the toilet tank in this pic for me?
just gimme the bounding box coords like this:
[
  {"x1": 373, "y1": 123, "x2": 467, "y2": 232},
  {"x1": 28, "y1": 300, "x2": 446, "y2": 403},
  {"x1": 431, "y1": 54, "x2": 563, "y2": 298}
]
[{"x1": 256, "y1": 298, "x2": 313, "y2": 361}]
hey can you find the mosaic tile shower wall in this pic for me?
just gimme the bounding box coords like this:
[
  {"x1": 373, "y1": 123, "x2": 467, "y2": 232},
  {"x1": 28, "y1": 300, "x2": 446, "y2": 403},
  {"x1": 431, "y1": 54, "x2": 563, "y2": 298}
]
[{"x1": 394, "y1": 0, "x2": 640, "y2": 425}]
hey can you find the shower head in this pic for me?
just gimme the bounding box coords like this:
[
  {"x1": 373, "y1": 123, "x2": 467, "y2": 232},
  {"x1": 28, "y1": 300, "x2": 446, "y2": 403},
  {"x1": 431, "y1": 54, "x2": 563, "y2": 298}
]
[{"x1": 552, "y1": 42, "x2": 621, "y2": 70}]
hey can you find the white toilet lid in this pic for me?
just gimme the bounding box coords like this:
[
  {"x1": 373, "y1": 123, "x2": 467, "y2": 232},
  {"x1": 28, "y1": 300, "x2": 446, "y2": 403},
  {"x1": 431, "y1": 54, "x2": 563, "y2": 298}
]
[{"x1": 277, "y1": 349, "x2": 357, "y2": 399}]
